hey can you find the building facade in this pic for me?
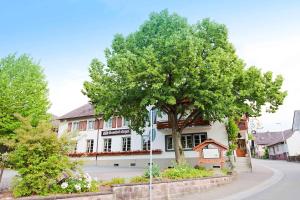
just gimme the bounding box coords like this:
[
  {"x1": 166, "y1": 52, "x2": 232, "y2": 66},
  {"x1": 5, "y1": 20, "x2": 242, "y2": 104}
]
[{"x1": 58, "y1": 104, "x2": 248, "y2": 168}]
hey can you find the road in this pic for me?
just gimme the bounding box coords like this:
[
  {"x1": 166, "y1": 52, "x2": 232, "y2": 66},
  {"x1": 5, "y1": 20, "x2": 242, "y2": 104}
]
[
  {"x1": 244, "y1": 159, "x2": 300, "y2": 200},
  {"x1": 182, "y1": 159, "x2": 300, "y2": 200}
]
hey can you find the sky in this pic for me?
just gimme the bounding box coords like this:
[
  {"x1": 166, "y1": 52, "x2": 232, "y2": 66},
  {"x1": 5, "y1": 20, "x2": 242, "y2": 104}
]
[{"x1": 1, "y1": 0, "x2": 300, "y2": 131}]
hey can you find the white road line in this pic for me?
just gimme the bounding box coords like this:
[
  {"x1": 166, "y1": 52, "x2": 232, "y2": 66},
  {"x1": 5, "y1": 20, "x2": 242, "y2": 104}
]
[{"x1": 217, "y1": 165, "x2": 284, "y2": 200}]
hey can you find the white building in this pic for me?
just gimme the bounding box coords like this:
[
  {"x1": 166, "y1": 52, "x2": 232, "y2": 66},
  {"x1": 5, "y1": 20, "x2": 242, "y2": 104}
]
[{"x1": 58, "y1": 103, "x2": 248, "y2": 168}]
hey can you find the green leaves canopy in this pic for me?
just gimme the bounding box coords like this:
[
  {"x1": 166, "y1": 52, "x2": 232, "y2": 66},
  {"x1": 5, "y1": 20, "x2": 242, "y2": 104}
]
[
  {"x1": 83, "y1": 10, "x2": 287, "y2": 134},
  {"x1": 0, "y1": 54, "x2": 50, "y2": 139}
]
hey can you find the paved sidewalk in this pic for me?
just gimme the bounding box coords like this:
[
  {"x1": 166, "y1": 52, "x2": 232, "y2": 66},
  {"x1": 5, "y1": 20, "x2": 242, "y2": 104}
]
[{"x1": 176, "y1": 159, "x2": 274, "y2": 200}]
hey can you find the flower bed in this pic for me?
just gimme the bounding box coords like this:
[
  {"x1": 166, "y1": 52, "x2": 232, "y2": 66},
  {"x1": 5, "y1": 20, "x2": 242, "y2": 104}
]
[{"x1": 68, "y1": 149, "x2": 162, "y2": 157}]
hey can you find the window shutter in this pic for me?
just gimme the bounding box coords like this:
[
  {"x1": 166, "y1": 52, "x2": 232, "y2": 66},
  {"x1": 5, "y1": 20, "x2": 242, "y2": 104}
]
[
  {"x1": 94, "y1": 120, "x2": 99, "y2": 130},
  {"x1": 112, "y1": 117, "x2": 116, "y2": 128},
  {"x1": 99, "y1": 118, "x2": 104, "y2": 129},
  {"x1": 67, "y1": 122, "x2": 72, "y2": 132},
  {"x1": 117, "y1": 117, "x2": 122, "y2": 128},
  {"x1": 83, "y1": 120, "x2": 87, "y2": 131}
]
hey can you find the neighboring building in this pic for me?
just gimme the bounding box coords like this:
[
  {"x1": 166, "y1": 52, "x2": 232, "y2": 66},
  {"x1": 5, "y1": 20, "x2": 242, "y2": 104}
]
[
  {"x1": 58, "y1": 103, "x2": 249, "y2": 168},
  {"x1": 50, "y1": 114, "x2": 59, "y2": 133},
  {"x1": 253, "y1": 110, "x2": 300, "y2": 161}
]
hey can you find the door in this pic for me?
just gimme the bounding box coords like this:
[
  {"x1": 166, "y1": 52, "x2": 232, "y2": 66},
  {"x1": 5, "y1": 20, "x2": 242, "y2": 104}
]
[{"x1": 236, "y1": 139, "x2": 247, "y2": 157}]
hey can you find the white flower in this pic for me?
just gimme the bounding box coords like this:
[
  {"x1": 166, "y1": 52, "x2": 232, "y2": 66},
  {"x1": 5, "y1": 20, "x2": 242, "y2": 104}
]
[
  {"x1": 61, "y1": 182, "x2": 68, "y2": 189},
  {"x1": 74, "y1": 184, "x2": 81, "y2": 191},
  {"x1": 87, "y1": 183, "x2": 91, "y2": 189},
  {"x1": 84, "y1": 173, "x2": 92, "y2": 183}
]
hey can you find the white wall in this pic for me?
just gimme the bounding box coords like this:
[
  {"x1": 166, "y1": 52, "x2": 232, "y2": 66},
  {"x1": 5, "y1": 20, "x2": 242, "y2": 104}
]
[
  {"x1": 286, "y1": 131, "x2": 300, "y2": 156},
  {"x1": 58, "y1": 118, "x2": 228, "y2": 160}
]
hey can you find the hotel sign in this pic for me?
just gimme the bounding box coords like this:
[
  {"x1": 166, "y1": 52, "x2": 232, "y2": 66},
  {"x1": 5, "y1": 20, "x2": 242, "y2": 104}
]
[{"x1": 101, "y1": 129, "x2": 131, "y2": 136}]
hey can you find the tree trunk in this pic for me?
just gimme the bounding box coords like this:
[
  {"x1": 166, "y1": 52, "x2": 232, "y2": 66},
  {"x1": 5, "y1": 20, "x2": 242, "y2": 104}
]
[
  {"x1": 169, "y1": 111, "x2": 185, "y2": 165},
  {"x1": 172, "y1": 129, "x2": 185, "y2": 165},
  {"x1": 0, "y1": 166, "x2": 4, "y2": 185}
]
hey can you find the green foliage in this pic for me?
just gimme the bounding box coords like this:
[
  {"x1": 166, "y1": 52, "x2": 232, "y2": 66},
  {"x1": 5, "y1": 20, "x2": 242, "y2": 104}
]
[
  {"x1": 248, "y1": 133, "x2": 254, "y2": 140},
  {"x1": 263, "y1": 148, "x2": 269, "y2": 159},
  {"x1": 100, "y1": 177, "x2": 125, "y2": 186},
  {"x1": 226, "y1": 118, "x2": 239, "y2": 156},
  {"x1": 8, "y1": 116, "x2": 79, "y2": 197},
  {"x1": 161, "y1": 164, "x2": 213, "y2": 180},
  {"x1": 129, "y1": 176, "x2": 149, "y2": 183},
  {"x1": 144, "y1": 163, "x2": 161, "y2": 178},
  {"x1": 221, "y1": 167, "x2": 231, "y2": 175},
  {"x1": 50, "y1": 174, "x2": 99, "y2": 194},
  {"x1": 83, "y1": 10, "x2": 287, "y2": 162},
  {"x1": 0, "y1": 54, "x2": 50, "y2": 147}
]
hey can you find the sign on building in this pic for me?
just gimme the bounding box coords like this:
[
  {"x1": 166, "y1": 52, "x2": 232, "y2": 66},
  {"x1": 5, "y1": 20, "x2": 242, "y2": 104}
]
[{"x1": 102, "y1": 129, "x2": 131, "y2": 136}]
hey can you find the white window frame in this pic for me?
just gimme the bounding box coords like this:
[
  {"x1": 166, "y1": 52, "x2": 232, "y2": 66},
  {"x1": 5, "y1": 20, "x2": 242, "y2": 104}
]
[
  {"x1": 87, "y1": 119, "x2": 95, "y2": 130},
  {"x1": 181, "y1": 134, "x2": 193, "y2": 149},
  {"x1": 142, "y1": 135, "x2": 150, "y2": 150},
  {"x1": 103, "y1": 138, "x2": 112, "y2": 152},
  {"x1": 72, "y1": 121, "x2": 79, "y2": 131},
  {"x1": 122, "y1": 137, "x2": 131, "y2": 151},
  {"x1": 105, "y1": 118, "x2": 113, "y2": 129},
  {"x1": 123, "y1": 117, "x2": 130, "y2": 127},
  {"x1": 86, "y1": 139, "x2": 94, "y2": 153}
]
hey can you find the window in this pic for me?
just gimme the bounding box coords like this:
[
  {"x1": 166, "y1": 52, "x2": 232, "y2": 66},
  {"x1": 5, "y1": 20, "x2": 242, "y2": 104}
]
[
  {"x1": 166, "y1": 136, "x2": 174, "y2": 150},
  {"x1": 123, "y1": 117, "x2": 130, "y2": 127},
  {"x1": 142, "y1": 136, "x2": 150, "y2": 150},
  {"x1": 105, "y1": 118, "x2": 113, "y2": 129},
  {"x1": 72, "y1": 121, "x2": 79, "y2": 131},
  {"x1": 87, "y1": 120, "x2": 95, "y2": 130},
  {"x1": 86, "y1": 139, "x2": 94, "y2": 153},
  {"x1": 193, "y1": 133, "x2": 207, "y2": 146},
  {"x1": 181, "y1": 135, "x2": 193, "y2": 149},
  {"x1": 166, "y1": 133, "x2": 207, "y2": 151},
  {"x1": 103, "y1": 138, "x2": 112, "y2": 152},
  {"x1": 122, "y1": 137, "x2": 131, "y2": 151}
]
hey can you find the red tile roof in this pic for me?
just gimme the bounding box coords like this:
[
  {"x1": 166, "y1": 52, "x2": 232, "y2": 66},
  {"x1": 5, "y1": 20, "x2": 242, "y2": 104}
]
[{"x1": 58, "y1": 103, "x2": 96, "y2": 120}]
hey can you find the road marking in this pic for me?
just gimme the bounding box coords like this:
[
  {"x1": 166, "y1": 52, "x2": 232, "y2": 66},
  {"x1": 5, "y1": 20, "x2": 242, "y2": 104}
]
[{"x1": 217, "y1": 165, "x2": 284, "y2": 200}]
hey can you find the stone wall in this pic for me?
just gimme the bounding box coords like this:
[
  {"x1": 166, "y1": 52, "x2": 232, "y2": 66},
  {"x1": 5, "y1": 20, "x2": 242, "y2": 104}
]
[
  {"x1": 112, "y1": 175, "x2": 234, "y2": 200},
  {"x1": 19, "y1": 175, "x2": 234, "y2": 200}
]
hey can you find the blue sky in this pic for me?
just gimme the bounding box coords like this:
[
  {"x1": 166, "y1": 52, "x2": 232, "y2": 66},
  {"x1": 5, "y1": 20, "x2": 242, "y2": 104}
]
[{"x1": 1, "y1": 0, "x2": 300, "y2": 131}]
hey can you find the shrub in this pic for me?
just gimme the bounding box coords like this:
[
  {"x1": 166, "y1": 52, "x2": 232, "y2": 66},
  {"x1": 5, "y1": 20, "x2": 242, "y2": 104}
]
[
  {"x1": 162, "y1": 164, "x2": 213, "y2": 180},
  {"x1": 8, "y1": 116, "x2": 89, "y2": 197},
  {"x1": 50, "y1": 173, "x2": 99, "y2": 194},
  {"x1": 144, "y1": 163, "x2": 161, "y2": 178},
  {"x1": 129, "y1": 176, "x2": 149, "y2": 183},
  {"x1": 101, "y1": 177, "x2": 125, "y2": 186}
]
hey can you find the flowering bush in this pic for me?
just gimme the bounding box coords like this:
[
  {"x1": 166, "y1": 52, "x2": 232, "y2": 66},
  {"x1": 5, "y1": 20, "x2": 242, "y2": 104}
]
[{"x1": 51, "y1": 173, "x2": 98, "y2": 194}]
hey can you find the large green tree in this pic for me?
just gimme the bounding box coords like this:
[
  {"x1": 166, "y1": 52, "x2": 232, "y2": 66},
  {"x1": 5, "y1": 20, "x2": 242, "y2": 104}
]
[
  {"x1": 83, "y1": 10, "x2": 287, "y2": 164},
  {"x1": 0, "y1": 54, "x2": 50, "y2": 142}
]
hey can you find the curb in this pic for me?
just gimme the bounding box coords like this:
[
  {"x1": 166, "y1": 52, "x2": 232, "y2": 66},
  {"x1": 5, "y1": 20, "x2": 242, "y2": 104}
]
[{"x1": 217, "y1": 165, "x2": 284, "y2": 200}]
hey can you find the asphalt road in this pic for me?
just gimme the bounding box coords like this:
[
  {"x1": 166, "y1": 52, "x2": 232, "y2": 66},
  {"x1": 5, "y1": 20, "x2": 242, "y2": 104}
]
[{"x1": 244, "y1": 159, "x2": 300, "y2": 200}]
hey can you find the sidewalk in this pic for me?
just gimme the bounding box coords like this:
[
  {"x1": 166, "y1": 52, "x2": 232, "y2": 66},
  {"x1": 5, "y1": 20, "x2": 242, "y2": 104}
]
[{"x1": 174, "y1": 159, "x2": 274, "y2": 200}]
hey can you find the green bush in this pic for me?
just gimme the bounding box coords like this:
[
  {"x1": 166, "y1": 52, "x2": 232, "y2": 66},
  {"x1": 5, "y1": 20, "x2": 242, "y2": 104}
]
[
  {"x1": 144, "y1": 163, "x2": 161, "y2": 178},
  {"x1": 162, "y1": 164, "x2": 213, "y2": 180},
  {"x1": 8, "y1": 116, "x2": 92, "y2": 197},
  {"x1": 101, "y1": 177, "x2": 125, "y2": 186},
  {"x1": 129, "y1": 176, "x2": 149, "y2": 183}
]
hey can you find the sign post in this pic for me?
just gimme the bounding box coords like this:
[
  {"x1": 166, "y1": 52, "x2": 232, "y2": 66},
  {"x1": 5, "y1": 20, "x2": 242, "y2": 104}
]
[{"x1": 147, "y1": 105, "x2": 155, "y2": 200}]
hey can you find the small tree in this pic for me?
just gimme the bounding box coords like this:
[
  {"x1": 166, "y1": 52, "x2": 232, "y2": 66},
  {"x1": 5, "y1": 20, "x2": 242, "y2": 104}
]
[
  {"x1": 8, "y1": 116, "x2": 78, "y2": 197},
  {"x1": 83, "y1": 10, "x2": 287, "y2": 164},
  {"x1": 226, "y1": 118, "x2": 239, "y2": 156}
]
